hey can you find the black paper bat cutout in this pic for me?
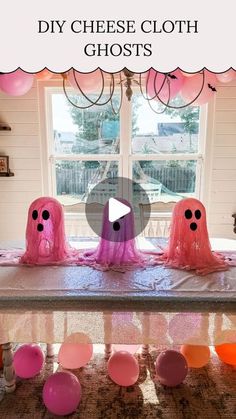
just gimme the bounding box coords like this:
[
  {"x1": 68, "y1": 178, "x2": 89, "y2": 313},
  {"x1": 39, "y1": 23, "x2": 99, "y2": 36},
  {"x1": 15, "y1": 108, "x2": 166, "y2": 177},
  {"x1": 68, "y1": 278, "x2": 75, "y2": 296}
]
[
  {"x1": 208, "y1": 83, "x2": 217, "y2": 92},
  {"x1": 168, "y1": 74, "x2": 177, "y2": 80}
]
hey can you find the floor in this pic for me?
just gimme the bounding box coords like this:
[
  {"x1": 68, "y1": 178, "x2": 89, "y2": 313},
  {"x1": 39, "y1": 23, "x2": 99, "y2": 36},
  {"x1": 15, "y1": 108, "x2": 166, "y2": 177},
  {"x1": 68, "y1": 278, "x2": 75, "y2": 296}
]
[{"x1": 0, "y1": 346, "x2": 235, "y2": 419}]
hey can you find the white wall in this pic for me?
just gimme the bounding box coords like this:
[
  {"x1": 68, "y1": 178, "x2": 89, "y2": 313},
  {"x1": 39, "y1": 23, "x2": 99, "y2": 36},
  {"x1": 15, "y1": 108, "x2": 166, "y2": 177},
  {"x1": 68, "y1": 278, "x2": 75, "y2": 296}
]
[
  {"x1": 0, "y1": 82, "x2": 43, "y2": 240},
  {"x1": 207, "y1": 80, "x2": 236, "y2": 239},
  {"x1": 0, "y1": 79, "x2": 236, "y2": 241}
]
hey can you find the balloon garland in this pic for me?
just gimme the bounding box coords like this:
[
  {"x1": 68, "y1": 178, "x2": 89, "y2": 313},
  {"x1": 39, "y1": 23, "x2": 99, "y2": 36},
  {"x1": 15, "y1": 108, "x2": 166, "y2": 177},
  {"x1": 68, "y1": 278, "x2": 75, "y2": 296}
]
[{"x1": 0, "y1": 69, "x2": 235, "y2": 113}]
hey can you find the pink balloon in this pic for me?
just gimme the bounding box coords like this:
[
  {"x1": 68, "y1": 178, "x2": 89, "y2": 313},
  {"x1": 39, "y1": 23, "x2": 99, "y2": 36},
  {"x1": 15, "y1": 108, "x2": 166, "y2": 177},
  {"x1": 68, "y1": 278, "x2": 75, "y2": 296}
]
[
  {"x1": 43, "y1": 371, "x2": 81, "y2": 416},
  {"x1": 13, "y1": 344, "x2": 44, "y2": 379},
  {"x1": 108, "y1": 351, "x2": 139, "y2": 387},
  {"x1": 181, "y1": 70, "x2": 217, "y2": 105},
  {"x1": 216, "y1": 70, "x2": 236, "y2": 83},
  {"x1": 113, "y1": 344, "x2": 140, "y2": 354},
  {"x1": 58, "y1": 333, "x2": 93, "y2": 369},
  {"x1": 68, "y1": 69, "x2": 102, "y2": 93},
  {"x1": 146, "y1": 69, "x2": 185, "y2": 103},
  {"x1": 0, "y1": 70, "x2": 34, "y2": 96},
  {"x1": 155, "y1": 350, "x2": 188, "y2": 387}
]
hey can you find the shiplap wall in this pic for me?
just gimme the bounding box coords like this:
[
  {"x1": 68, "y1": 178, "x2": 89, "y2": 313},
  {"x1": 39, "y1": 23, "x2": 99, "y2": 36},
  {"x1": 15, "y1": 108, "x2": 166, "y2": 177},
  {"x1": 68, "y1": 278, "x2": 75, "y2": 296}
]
[
  {"x1": 0, "y1": 79, "x2": 236, "y2": 241},
  {"x1": 0, "y1": 82, "x2": 43, "y2": 240},
  {"x1": 207, "y1": 80, "x2": 236, "y2": 239}
]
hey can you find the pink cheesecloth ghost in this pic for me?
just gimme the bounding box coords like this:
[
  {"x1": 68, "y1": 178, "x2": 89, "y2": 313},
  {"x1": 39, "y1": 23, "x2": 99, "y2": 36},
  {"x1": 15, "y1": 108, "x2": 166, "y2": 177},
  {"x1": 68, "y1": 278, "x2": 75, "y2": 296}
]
[
  {"x1": 159, "y1": 198, "x2": 229, "y2": 275},
  {"x1": 81, "y1": 198, "x2": 157, "y2": 270},
  {"x1": 20, "y1": 197, "x2": 79, "y2": 265}
]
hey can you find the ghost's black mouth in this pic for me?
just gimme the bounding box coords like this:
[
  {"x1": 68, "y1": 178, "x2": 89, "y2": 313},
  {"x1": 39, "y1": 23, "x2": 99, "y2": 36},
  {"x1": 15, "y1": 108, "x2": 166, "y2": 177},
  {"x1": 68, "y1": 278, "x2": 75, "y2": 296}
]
[
  {"x1": 190, "y1": 222, "x2": 197, "y2": 231},
  {"x1": 113, "y1": 221, "x2": 120, "y2": 231},
  {"x1": 37, "y1": 223, "x2": 44, "y2": 232}
]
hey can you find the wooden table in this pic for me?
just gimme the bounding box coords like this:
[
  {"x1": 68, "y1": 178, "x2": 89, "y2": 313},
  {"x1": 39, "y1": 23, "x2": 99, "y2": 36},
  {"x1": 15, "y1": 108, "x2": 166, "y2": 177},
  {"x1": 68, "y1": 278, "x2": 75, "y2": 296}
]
[{"x1": 0, "y1": 237, "x2": 236, "y2": 393}]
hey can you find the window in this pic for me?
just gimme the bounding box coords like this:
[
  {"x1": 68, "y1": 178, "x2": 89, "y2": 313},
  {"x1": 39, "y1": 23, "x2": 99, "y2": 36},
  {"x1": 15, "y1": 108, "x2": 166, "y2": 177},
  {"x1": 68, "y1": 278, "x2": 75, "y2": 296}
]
[
  {"x1": 43, "y1": 87, "x2": 205, "y2": 206},
  {"x1": 131, "y1": 95, "x2": 203, "y2": 203}
]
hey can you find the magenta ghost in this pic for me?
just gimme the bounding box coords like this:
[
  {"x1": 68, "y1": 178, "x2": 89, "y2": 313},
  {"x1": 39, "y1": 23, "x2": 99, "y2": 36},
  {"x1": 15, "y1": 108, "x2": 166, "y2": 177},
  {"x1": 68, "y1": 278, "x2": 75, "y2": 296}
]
[
  {"x1": 161, "y1": 198, "x2": 228, "y2": 275},
  {"x1": 21, "y1": 197, "x2": 76, "y2": 264},
  {"x1": 82, "y1": 198, "x2": 146, "y2": 267}
]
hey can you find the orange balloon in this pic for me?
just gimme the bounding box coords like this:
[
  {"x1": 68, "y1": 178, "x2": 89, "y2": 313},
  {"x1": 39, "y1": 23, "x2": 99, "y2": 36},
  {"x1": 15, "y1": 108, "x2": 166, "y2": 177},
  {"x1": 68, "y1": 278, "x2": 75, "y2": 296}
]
[
  {"x1": 67, "y1": 69, "x2": 102, "y2": 93},
  {"x1": 215, "y1": 343, "x2": 236, "y2": 366},
  {"x1": 180, "y1": 345, "x2": 210, "y2": 368},
  {"x1": 181, "y1": 71, "x2": 197, "y2": 78},
  {"x1": 36, "y1": 69, "x2": 53, "y2": 81}
]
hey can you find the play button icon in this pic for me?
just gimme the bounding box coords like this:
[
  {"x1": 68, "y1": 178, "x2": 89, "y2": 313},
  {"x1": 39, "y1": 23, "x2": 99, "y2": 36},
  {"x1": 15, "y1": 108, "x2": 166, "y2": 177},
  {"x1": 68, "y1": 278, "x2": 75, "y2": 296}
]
[
  {"x1": 85, "y1": 176, "x2": 151, "y2": 242},
  {"x1": 108, "y1": 198, "x2": 131, "y2": 222}
]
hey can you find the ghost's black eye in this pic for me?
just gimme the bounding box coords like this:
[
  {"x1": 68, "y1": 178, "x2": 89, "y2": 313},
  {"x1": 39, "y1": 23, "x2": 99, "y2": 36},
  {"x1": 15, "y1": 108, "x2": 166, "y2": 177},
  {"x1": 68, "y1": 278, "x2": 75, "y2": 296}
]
[
  {"x1": 113, "y1": 222, "x2": 120, "y2": 231},
  {"x1": 42, "y1": 210, "x2": 50, "y2": 220},
  {"x1": 195, "y1": 209, "x2": 201, "y2": 220},
  {"x1": 185, "y1": 209, "x2": 192, "y2": 219},
  {"x1": 32, "y1": 210, "x2": 38, "y2": 220}
]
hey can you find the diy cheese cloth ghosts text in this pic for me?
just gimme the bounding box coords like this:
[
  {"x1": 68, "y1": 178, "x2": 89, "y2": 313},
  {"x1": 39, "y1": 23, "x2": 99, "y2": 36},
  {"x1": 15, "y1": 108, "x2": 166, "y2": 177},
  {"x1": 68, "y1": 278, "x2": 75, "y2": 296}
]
[{"x1": 37, "y1": 19, "x2": 198, "y2": 57}]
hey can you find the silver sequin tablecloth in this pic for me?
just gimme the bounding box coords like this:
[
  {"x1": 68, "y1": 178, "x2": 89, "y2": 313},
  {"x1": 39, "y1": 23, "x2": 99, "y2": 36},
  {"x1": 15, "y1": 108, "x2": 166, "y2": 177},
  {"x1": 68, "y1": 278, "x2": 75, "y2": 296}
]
[{"x1": 0, "y1": 238, "x2": 236, "y2": 345}]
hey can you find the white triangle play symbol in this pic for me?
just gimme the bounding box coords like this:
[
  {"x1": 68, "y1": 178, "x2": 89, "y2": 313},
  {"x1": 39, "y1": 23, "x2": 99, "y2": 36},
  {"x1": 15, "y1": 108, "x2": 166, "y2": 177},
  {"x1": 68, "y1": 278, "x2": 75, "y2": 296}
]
[{"x1": 108, "y1": 198, "x2": 131, "y2": 222}]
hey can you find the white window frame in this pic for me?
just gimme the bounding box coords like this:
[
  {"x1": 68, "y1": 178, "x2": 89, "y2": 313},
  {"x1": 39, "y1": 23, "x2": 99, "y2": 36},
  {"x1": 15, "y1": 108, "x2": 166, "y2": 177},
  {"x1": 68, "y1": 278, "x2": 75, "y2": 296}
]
[{"x1": 39, "y1": 82, "x2": 207, "y2": 200}]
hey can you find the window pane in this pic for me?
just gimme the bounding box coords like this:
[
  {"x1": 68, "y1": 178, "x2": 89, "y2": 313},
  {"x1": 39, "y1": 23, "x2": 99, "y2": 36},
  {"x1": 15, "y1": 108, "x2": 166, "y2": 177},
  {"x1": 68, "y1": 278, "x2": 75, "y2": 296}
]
[
  {"x1": 132, "y1": 160, "x2": 197, "y2": 202},
  {"x1": 52, "y1": 94, "x2": 120, "y2": 155},
  {"x1": 132, "y1": 95, "x2": 200, "y2": 154},
  {"x1": 55, "y1": 160, "x2": 119, "y2": 204}
]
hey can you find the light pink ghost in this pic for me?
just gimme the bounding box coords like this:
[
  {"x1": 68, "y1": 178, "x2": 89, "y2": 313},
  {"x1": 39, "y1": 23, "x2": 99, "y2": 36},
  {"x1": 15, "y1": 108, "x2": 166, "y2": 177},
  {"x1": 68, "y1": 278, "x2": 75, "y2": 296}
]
[
  {"x1": 21, "y1": 197, "x2": 78, "y2": 265},
  {"x1": 81, "y1": 198, "x2": 153, "y2": 269},
  {"x1": 160, "y1": 198, "x2": 228, "y2": 275}
]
